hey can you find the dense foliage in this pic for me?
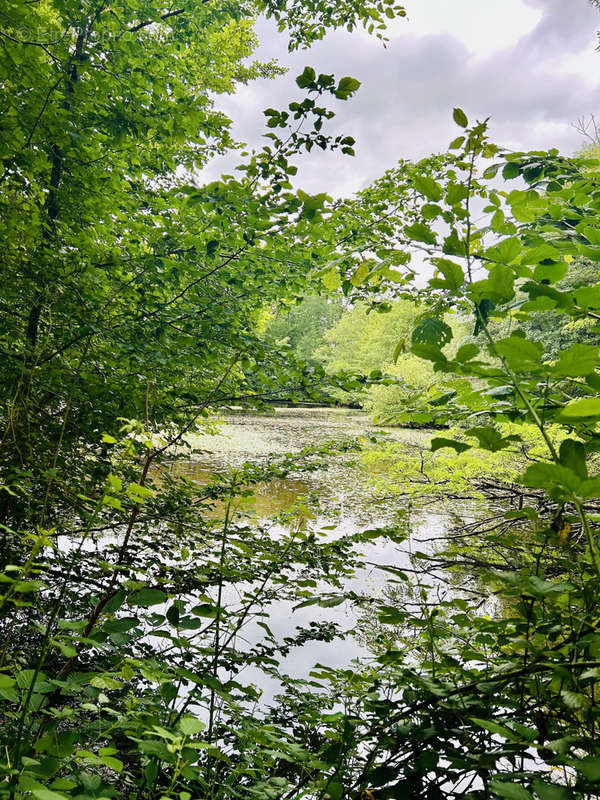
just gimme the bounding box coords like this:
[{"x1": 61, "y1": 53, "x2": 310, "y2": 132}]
[
  {"x1": 3, "y1": 1, "x2": 600, "y2": 800},
  {"x1": 0, "y1": 0, "x2": 388, "y2": 528}
]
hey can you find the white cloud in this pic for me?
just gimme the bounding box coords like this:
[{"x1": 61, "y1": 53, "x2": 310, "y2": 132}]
[
  {"x1": 397, "y1": 0, "x2": 542, "y2": 57},
  {"x1": 198, "y1": 0, "x2": 600, "y2": 196}
]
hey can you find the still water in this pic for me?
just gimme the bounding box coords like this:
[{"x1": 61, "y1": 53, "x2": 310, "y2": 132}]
[
  {"x1": 171, "y1": 406, "x2": 431, "y2": 517},
  {"x1": 165, "y1": 408, "x2": 471, "y2": 702}
]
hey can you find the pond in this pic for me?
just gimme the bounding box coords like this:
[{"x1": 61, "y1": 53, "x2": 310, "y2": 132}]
[
  {"x1": 164, "y1": 407, "x2": 479, "y2": 703},
  {"x1": 171, "y1": 406, "x2": 432, "y2": 516}
]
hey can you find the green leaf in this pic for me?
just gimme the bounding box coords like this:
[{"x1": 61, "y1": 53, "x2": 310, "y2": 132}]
[
  {"x1": 413, "y1": 175, "x2": 443, "y2": 202},
  {"x1": 520, "y1": 244, "x2": 561, "y2": 265},
  {"x1": 503, "y1": 162, "x2": 521, "y2": 179},
  {"x1": 205, "y1": 239, "x2": 219, "y2": 257},
  {"x1": 298, "y1": 190, "x2": 329, "y2": 220},
  {"x1": 559, "y1": 398, "x2": 600, "y2": 420},
  {"x1": 317, "y1": 596, "x2": 345, "y2": 608},
  {"x1": 489, "y1": 779, "x2": 533, "y2": 800},
  {"x1": 139, "y1": 739, "x2": 173, "y2": 761},
  {"x1": 35, "y1": 731, "x2": 78, "y2": 758},
  {"x1": 574, "y1": 284, "x2": 600, "y2": 309},
  {"x1": 103, "y1": 616, "x2": 139, "y2": 634},
  {"x1": 560, "y1": 689, "x2": 590, "y2": 710},
  {"x1": 453, "y1": 107, "x2": 468, "y2": 128},
  {"x1": 404, "y1": 222, "x2": 437, "y2": 245},
  {"x1": 104, "y1": 589, "x2": 125, "y2": 614},
  {"x1": 129, "y1": 588, "x2": 167, "y2": 607},
  {"x1": 495, "y1": 335, "x2": 543, "y2": 369},
  {"x1": 554, "y1": 344, "x2": 600, "y2": 377},
  {"x1": 455, "y1": 343, "x2": 479, "y2": 362},
  {"x1": 484, "y1": 167, "x2": 503, "y2": 184},
  {"x1": 321, "y1": 268, "x2": 341, "y2": 291},
  {"x1": 531, "y1": 777, "x2": 571, "y2": 800},
  {"x1": 377, "y1": 605, "x2": 405, "y2": 624},
  {"x1": 392, "y1": 339, "x2": 405, "y2": 364},
  {"x1": 33, "y1": 790, "x2": 69, "y2": 800},
  {"x1": 49, "y1": 781, "x2": 77, "y2": 792},
  {"x1": 430, "y1": 438, "x2": 471, "y2": 454},
  {"x1": 412, "y1": 318, "x2": 453, "y2": 348},
  {"x1": 547, "y1": 736, "x2": 578, "y2": 755},
  {"x1": 522, "y1": 462, "x2": 581, "y2": 493},
  {"x1": 411, "y1": 344, "x2": 448, "y2": 364},
  {"x1": 491, "y1": 209, "x2": 505, "y2": 232},
  {"x1": 487, "y1": 264, "x2": 515, "y2": 301},
  {"x1": 528, "y1": 577, "x2": 575, "y2": 597},
  {"x1": 559, "y1": 439, "x2": 588, "y2": 480},
  {"x1": 470, "y1": 717, "x2": 516, "y2": 739},
  {"x1": 90, "y1": 674, "x2": 122, "y2": 690},
  {"x1": 443, "y1": 231, "x2": 466, "y2": 256},
  {"x1": 421, "y1": 203, "x2": 442, "y2": 220},
  {"x1": 351, "y1": 263, "x2": 370, "y2": 286},
  {"x1": 334, "y1": 76, "x2": 361, "y2": 99},
  {"x1": 521, "y1": 282, "x2": 572, "y2": 311},
  {"x1": 446, "y1": 182, "x2": 469, "y2": 206},
  {"x1": 191, "y1": 603, "x2": 218, "y2": 618},
  {"x1": 466, "y1": 426, "x2": 519, "y2": 452},
  {"x1": 166, "y1": 604, "x2": 180, "y2": 627},
  {"x1": 77, "y1": 748, "x2": 124, "y2": 773},
  {"x1": 575, "y1": 756, "x2": 600, "y2": 781},
  {"x1": 102, "y1": 494, "x2": 122, "y2": 510},
  {"x1": 416, "y1": 750, "x2": 438, "y2": 771},
  {"x1": 582, "y1": 225, "x2": 600, "y2": 246},
  {"x1": 101, "y1": 755, "x2": 123, "y2": 772},
  {"x1": 180, "y1": 716, "x2": 205, "y2": 736},
  {"x1": 430, "y1": 258, "x2": 464, "y2": 291},
  {"x1": 578, "y1": 245, "x2": 600, "y2": 261},
  {"x1": 325, "y1": 781, "x2": 343, "y2": 800},
  {"x1": 533, "y1": 261, "x2": 568, "y2": 283},
  {"x1": 126, "y1": 482, "x2": 154, "y2": 503},
  {"x1": 296, "y1": 66, "x2": 316, "y2": 88},
  {"x1": 496, "y1": 237, "x2": 522, "y2": 263}
]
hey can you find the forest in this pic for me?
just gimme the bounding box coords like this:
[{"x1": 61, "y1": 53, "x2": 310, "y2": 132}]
[{"x1": 2, "y1": 0, "x2": 600, "y2": 798}]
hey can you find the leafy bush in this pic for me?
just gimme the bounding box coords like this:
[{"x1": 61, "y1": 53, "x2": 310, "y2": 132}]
[{"x1": 4, "y1": 1, "x2": 600, "y2": 796}]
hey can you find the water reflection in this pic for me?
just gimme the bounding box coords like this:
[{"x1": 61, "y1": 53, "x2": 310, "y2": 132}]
[
  {"x1": 167, "y1": 461, "x2": 313, "y2": 523},
  {"x1": 166, "y1": 407, "x2": 429, "y2": 521},
  {"x1": 159, "y1": 408, "x2": 452, "y2": 703}
]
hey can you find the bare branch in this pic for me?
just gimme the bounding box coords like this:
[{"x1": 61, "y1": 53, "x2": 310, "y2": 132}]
[{"x1": 571, "y1": 113, "x2": 600, "y2": 145}]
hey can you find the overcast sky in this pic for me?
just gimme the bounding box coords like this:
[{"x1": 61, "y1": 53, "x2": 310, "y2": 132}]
[{"x1": 202, "y1": 0, "x2": 600, "y2": 197}]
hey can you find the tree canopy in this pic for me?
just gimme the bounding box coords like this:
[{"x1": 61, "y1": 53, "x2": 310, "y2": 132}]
[{"x1": 0, "y1": 0, "x2": 404, "y2": 525}]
